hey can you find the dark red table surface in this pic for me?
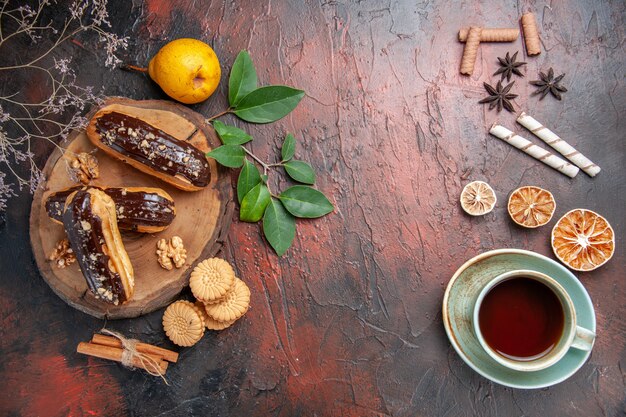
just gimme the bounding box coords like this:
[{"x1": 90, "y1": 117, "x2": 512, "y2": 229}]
[{"x1": 1, "y1": 1, "x2": 625, "y2": 416}]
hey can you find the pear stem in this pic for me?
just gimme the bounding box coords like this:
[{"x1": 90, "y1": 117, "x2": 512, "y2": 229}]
[{"x1": 120, "y1": 64, "x2": 148, "y2": 73}]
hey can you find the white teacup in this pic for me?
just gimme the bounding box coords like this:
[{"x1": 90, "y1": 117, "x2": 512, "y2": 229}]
[{"x1": 473, "y1": 270, "x2": 595, "y2": 372}]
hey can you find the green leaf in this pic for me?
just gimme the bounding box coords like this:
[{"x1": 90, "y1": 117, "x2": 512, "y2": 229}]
[
  {"x1": 260, "y1": 174, "x2": 268, "y2": 184},
  {"x1": 281, "y1": 133, "x2": 296, "y2": 161},
  {"x1": 233, "y1": 86, "x2": 305, "y2": 123},
  {"x1": 229, "y1": 50, "x2": 258, "y2": 107},
  {"x1": 206, "y1": 145, "x2": 245, "y2": 168},
  {"x1": 284, "y1": 160, "x2": 315, "y2": 184},
  {"x1": 240, "y1": 183, "x2": 270, "y2": 222},
  {"x1": 279, "y1": 185, "x2": 333, "y2": 218},
  {"x1": 237, "y1": 159, "x2": 261, "y2": 203},
  {"x1": 212, "y1": 120, "x2": 253, "y2": 145},
  {"x1": 263, "y1": 198, "x2": 296, "y2": 256}
]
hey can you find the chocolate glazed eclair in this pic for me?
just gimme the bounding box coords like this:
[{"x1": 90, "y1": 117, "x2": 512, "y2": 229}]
[
  {"x1": 63, "y1": 188, "x2": 134, "y2": 305},
  {"x1": 46, "y1": 186, "x2": 176, "y2": 233},
  {"x1": 86, "y1": 110, "x2": 211, "y2": 191}
]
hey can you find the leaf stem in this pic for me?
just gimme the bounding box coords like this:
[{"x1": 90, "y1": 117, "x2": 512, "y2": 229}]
[
  {"x1": 206, "y1": 108, "x2": 232, "y2": 122},
  {"x1": 242, "y1": 147, "x2": 268, "y2": 171},
  {"x1": 242, "y1": 146, "x2": 281, "y2": 193}
]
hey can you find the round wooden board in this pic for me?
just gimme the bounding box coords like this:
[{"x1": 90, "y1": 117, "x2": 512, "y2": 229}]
[{"x1": 29, "y1": 98, "x2": 234, "y2": 319}]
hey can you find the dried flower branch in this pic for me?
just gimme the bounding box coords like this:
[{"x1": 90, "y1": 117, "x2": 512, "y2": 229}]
[{"x1": 0, "y1": 0, "x2": 128, "y2": 210}]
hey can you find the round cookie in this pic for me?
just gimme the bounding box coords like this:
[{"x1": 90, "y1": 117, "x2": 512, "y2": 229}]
[
  {"x1": 189, "y1": 258, "x2": 235, "y2": 302},
  {"x1": 204, "y1": 278, "x2": 250, "y2": 323},
  {"x1": 195, "y1": 302, "x2": 236, "y2": 330},
  {"x1": 162, "y1": 300, "x2": 205, "y2": 347}
]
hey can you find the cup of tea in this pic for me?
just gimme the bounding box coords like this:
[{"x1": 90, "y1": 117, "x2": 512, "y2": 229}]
[{"x1": 473, "y1": 269, "x2": 595, "y2": 372}]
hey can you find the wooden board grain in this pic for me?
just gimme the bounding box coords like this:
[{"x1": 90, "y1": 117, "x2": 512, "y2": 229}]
[{"x1": 29, "y1": 98, "x2": 234, "y2": 319}]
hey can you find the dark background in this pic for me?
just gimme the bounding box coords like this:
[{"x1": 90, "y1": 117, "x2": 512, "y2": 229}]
[{"x1": 1, "y1": 0, "x2": 624, "y2": 416}]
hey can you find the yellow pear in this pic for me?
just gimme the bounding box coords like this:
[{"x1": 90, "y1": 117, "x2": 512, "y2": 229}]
[{"x1": 128, "y1": 38, "x2": 221, "y2": 104}]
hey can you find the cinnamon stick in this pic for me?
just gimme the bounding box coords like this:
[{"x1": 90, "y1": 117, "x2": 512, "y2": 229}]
[
  {"x1": 77, "y1": 342, "x2": 168, "y2": 374},
  {"x1": 91, "y1": 334, "x2": 179, "y2": 363}
]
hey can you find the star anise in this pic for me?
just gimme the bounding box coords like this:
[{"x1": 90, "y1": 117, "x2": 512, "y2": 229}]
[
  {"x1": 479, "y1": 80, "x2": 517, "y2": 113},
  {"x1": 494, "y1": 51, "x2": 526, "y2": 81},
  {"x1": 530, "y1": 68, "x2": 568, "y2": 100}
]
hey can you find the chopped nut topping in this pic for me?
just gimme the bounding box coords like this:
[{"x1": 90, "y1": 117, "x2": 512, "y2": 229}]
[
  {"x1": 146, "y1": 132, "x2": 156, "y2": 140},
  {"x1": 140, "y1": 139, "x2": 149, "y2": 148},
  {"x1": 48, "y1": 239, "x2": 76, "y2": 269},
  {"x1": 80, "y1": 220, "x2": 92, "y2": 231},
  {"x1": 67, "y1": 152, "x2": 99, "y2": 184},
  {"x1": 156, "y1": 236, "x2": 187, "y2": 270}
]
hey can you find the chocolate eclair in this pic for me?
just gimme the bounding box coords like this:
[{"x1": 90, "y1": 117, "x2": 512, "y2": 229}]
[
  {"x1": 63, "y1": 188, "x2": 134, "y2": 305},
  {"x1": 86, "y1": 109, "x2": 211, "y2": 191},
  {"x1": 46, "y1": 186, "x2": 176, "y2": 233}
]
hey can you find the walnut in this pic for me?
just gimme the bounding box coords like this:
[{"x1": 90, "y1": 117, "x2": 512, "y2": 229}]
[
  {"x1": 68, "y1": 152, "x2": 99, "y2": 184},
  {"x1": 156, "y1": 236, "x2": 187, "y2": 270},
  {"x1": 48, "y1": 238, "x2": 76, "y2": 269}
]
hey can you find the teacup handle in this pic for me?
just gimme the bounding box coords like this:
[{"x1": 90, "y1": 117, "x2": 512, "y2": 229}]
[{"x1": 570, "y1": 326, "x2": 595, "y2": 351}]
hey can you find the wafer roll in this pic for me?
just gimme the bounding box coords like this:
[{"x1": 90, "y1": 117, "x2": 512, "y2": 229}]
[
  {"x1": 521, "y1": 13, "x2": 541, "y2": 55},
  {"x1": 458, "y1": 28, "x2": 519, "y2": 42},
  {"x1": 516, "y1": 112, "x2": 600, "y2": 177},
  {"x1": 460, "y1": 27, "x2": 482, "y2": 75},
  {"x1": 489, "y1": 124, "x2": 579, "y2": 178}
]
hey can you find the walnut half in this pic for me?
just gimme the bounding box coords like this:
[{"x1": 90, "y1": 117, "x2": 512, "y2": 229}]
[
  {"x1": 48, "y1": 238, "x2": 76, "y2": 269},
  {"x1": 68, "y1": 152, "x2": 99, "y2": 184},
  {"x1": 156, "y1": 236, "x2": 187, "y2": 270}
]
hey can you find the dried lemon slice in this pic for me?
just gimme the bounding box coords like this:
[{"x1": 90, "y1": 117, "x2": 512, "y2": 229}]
[
  {"x1": 507, "y1": 186, "x2": 556, "y2": 228},
  {"x1": 460, "y1": 181, "x2": 497, "y2": 216},
  {"x1": 551, "y1": 209, "x2": 615, "y2": 271}
]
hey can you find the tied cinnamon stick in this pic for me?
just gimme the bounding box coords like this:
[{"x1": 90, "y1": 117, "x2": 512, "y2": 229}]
[
  {"x1": 77, "y1": 331, "x2": 180, "y2": 382},
  {"x1": 77, "y1": 342, "x2": 169, "y2": 375},
  {"x1": 91, "y1": 334, "x2": 179, "y2": 363}
]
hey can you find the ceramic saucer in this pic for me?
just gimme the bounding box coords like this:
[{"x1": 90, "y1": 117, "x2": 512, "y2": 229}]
[{"x1": 442, "y1": 248, "x2": 595, "y2": 389}]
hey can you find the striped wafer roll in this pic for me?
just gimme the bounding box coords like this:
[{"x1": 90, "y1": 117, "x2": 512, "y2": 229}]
[
  {"x1": 458, "y1": 28, "x2": 519, "y2": 42},
  {"x1": 489, "y1": 124, "x2": 579, "y2": 178},
  {"x1": 460, "y1": 27, "x2": 482, "y2": 75},
  {"x1": 521, "y1": 13, "x2": 541, "y2": 55},
  {"x1": 516, "y1": 112, "x2": 600, "y2": 177}
]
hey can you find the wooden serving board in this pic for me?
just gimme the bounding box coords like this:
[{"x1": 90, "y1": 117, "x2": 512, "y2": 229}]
[{"x1": 29, "y1": 98, "x2": 234, "y2": 319}]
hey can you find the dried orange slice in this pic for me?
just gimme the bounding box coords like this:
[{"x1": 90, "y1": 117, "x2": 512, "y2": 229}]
[
  {"x1": 551, "y1": 209, "x2": 615, "y2": 271},
  {"x1": 507, "y1": 186, "x2": 556, "y2": 228},
  {"x1": 460, "y1": 181, "x2": 497, "y2": 216}
]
